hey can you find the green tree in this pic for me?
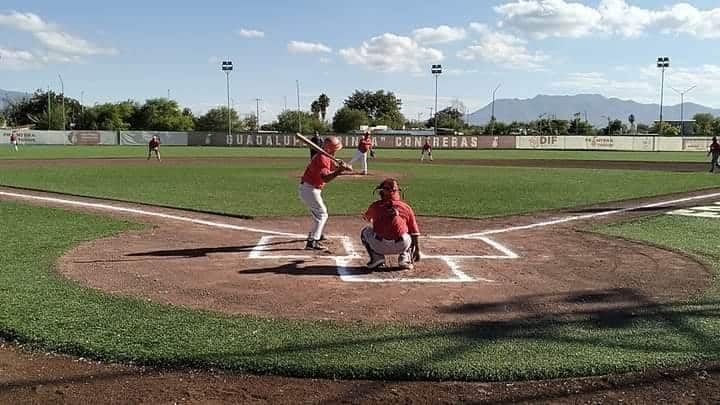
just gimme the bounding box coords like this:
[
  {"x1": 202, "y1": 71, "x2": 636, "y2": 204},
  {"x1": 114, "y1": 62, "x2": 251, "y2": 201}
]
[
  {"x1": 605, "y1": 119, "x2": 624, "y2": 135},
  {"x1": 82, "y1": 101, "x2": 137, "y2": 130},
  {"x1": 4, "y1": 89, "x2": 80, "y2": 130},
  {"x1": 132, "y1": 98, "x2": 194, "y2": 131},
  {"x1": 266, "y1": 110, "x2": 327, "y2": 133},
  {"x1": 242, "y1": 113, "x2": 258, "y2": 132},
  {"x1": 693, "y1": 113, "x2": 715, "y2": 136},
  {"x1": 427, "y1": 107, "x2": 465, "y2": 131},
  {"x1": 195, "y1": 107, "x2": 241, "y2": 131},
  {"x1": 651, "y1": 121, "x2": 680, "y2": 136},
  {"x1": 332, "y1": 107, "x2": 369, "y2": 133},
  {"x1": 310, "y1": 100, "x2": 321, "y2": 120},
  {"x1": 318, "y1": 93, "x2": 330, "y2": 122},
  {"x1": 568, "y1": 119, "x2": 594, "y2": 135},
  {"x1": 344, "y1": 90, "x2": 405, "y2": 128}
]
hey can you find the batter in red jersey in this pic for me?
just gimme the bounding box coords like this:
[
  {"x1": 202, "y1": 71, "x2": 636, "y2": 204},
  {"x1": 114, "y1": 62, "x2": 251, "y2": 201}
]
[
  {"x1": 349, "y1": 131, "x2": 373, "y2": 175},
  {"x1": 299, "y1": 136, "x2": 352, "y2": 250},
  {"x1": 360, "y1": 178, "x2": 421, "y2": 270},
  {"x1": 420, "y1": 137, "x2": 433, "y2": 162},
  {"x1": 147, "y1": 136, "x2": 161, "y2": 161},
  {"x1": 9, "y1": 132, "x2": 18, "y2": 152}
]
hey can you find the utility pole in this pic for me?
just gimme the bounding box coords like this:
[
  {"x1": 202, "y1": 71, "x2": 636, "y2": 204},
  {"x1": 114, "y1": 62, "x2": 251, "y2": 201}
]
[
  {"x1": 671, "y1": 85, "x2": 696, "y2": 137},
  {"x1": 490, "y1": 83, "x2": 501, "y2": 137},
  {"x1": 47, "y1": 86, "x2": 51, "y2": 130},
  {"x1": 296, "y1": 80, "x2": 301, "y2": 133},
  {"x1": 255, "y1": 98, "x2": 263, "y2": 133},
  {"x1": 58, "y1": 74, "x2": 65, "y2": 130}
]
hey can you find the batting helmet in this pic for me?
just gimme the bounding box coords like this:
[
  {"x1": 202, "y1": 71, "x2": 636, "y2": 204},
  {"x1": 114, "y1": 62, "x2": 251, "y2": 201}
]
[{"x1": 323, "y1": 136, "x2": 342, "y2": 154}]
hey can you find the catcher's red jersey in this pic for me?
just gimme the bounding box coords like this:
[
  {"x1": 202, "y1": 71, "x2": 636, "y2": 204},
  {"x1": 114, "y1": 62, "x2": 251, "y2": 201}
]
[
  {"x1": 364, "y1": 200, "x2": 420, "y2": 240},
  {"x1": 301, "y1": 154, "x2": 335, "y2": 189}
]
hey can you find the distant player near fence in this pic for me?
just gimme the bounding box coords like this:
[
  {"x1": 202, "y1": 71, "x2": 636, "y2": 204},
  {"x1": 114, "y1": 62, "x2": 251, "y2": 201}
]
[
  {"x1": 9, "y1": 132, "x2": 18, "y2": 152},
  {"x1": 420, "y1": 137, "x2": 433, "y2": 162},
  {"x1": 709, "y1": 136, "x2": 720, "y2": 173}
]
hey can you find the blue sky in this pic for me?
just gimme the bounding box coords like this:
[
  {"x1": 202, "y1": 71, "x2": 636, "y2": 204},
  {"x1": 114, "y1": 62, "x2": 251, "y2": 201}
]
[{"x1": 1, "y1": 0, "x2": 719, "y2": 124}]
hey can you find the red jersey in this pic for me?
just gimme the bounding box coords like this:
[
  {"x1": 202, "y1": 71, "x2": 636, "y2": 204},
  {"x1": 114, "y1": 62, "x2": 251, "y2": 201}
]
[
  {"x1": 364, "y1": 200, "x2": 420, "y2": 240},
  {"x1": 10, "y1": 134, "x2": 17, "y2": 142},
  {"x1": 710, "y1": 141, "x2": 720, "y2": 155},
  {"x1": 358, "y1": 136, "x2": 372, "y2": 153},
  {"x1": 422, "y1": 141, "x2": 431, "y2": 151},
  {"x1": 301, "y1": 154, "x2": 336, "y2": 189},
  {"x1": 149, "y1": 139, "x2": 160, "y2": 148}
]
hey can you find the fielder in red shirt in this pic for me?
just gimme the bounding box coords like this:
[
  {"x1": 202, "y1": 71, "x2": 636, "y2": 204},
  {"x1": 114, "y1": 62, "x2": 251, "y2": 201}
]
[
  {"x1": 9, "y1": 132, "x2": 18, "y2": 152},
  {"x1": 299, "y1": 136, "x2": 352, "y2": 250},
  {"x1": 360, "y1": 178, "x2": 421, "y2": 270},
  {"x1": 147, "y1": 136, "x2": 161, "y2": 161},
  {"x1": 709, "y1": 136, "x2": 720, "y2": 173},
  {"x1": 349, "y1": 131, "x2": 373, "y2": 175},
  {"x1": 420, "y1": 137, "x2": 433, "y2": 162}
]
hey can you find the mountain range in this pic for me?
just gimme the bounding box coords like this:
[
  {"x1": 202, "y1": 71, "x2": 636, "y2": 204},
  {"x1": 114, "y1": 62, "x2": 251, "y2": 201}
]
[
  {"x1": 467, "y1": 94, "x2": 720, "y2": 128},
  {"x1": 0, "y1": 88, "x2": 29, "y2": 110}
]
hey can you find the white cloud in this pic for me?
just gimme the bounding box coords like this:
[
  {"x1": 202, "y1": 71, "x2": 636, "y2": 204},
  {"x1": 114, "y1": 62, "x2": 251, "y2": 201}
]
[
  {"x1": 236, "y1": 28, "x2": 265, "y2": 38},
  {"x1": 459, "y1": 24, "x2": 548, "y2": 70},
  {"x1": 339, "y1": 33, "x2": 443, "y2": 73},
  {"x1": 0, "y1": 11, "x2": 118, "y2": 57},
  {"x1": 412, "y1": 25, "x2": 466, "y2": 44},
  {"x1": 0, "y1": 47, "x2": 37, "y2": 69},
  {"x1": 494, "y1": 0, "x2": 720, "y2": 39},
  {"x1": 287, "y1": 40, "x2": 332, "y2": 54},
  {"x1": 494, "y1": 0, "x2": 600, "y2": 39},
  {"x1": 445, "y1": 68, "x2": 480, "y2": 76},
  {"x1": 319, "y1": 56, "x2": 332, "y2": 64}
]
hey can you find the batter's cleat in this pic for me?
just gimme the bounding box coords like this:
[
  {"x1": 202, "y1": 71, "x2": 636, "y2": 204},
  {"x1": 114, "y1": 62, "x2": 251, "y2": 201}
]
[
  {"x1": 398, "y1": 262, "x2": 414, "y2": 270},
  {"x1": 318, "y1": 234, "x2": 327, "y2": 241},
  {"x1": 304, "y1": 240, "x2": 325, "y2": 250},
  {"x1": 366, "y1": 258, "x2": 386, "y2": 270}
]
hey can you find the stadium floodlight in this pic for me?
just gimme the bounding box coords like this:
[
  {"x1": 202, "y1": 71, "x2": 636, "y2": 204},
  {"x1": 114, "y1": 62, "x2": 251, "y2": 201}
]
[
  {"x1": 671, "y1": 84, "x2": 696, "y2": 137},
  {"x1": 656, "y1": 57, "x2": 669, "y2": 136},
  {"x1": 431, "y1": 64, "x2": 442, "y2": 135},
  {"x1": 221, "y1": 61, "x2": 233, "y2": 137},
  {"x1": 58, "y1": 74, "x2": 65, "y2": 131}
]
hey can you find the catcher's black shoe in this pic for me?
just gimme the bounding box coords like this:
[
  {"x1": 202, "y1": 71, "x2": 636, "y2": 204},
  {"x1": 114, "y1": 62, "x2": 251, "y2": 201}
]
[
  {"x1": 305, "y1": 239, "x2": 325, "y2": 250},
  {"x1": 366, "y1": 258, "x2": 386, "y2": 269}
]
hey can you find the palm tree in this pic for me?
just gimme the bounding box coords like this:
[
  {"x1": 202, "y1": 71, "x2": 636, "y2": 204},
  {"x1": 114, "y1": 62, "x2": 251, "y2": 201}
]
[
  {"x1": 318, "y1": 93, "x2": 330, "y2": 122},
  {"x1": 310, "y1": 100, "x2": 321, "y2": 120}
]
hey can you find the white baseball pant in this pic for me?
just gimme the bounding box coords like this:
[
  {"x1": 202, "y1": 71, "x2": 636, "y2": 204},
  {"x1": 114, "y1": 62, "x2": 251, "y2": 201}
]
[
  {"x1": 349, "y1": 150, "x2": 368, "y2": 174},
  {"x1": 360, "y1": 227, "x2": 412, "y2": 264},
  {"x1": 298, "y1": 182, "x2": 328, "y2": 241}
]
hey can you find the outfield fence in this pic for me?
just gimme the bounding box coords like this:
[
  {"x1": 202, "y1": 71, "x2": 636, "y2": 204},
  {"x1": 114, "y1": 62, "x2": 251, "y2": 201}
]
[{"x1": 0, "y1": 130, "x2": 714, "y2": 152}]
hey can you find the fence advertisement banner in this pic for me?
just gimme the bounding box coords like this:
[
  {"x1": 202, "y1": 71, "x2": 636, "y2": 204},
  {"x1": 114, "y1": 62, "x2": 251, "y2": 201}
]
[
  {"x1": 188, "y1": 133, "x2": 517, "y2": 149},
  {"x1": 682, "y1": 137, "x2": 713, "y2": 152},
  {"x1": 1, "y1": 130, "x2": 117, "y2": 145},
  {"x1": 120, "y1": 131, "x2": 188, "y2": 146},
  {"x1": 518, "y1": 135, "x2": 678, "y2": 151}
]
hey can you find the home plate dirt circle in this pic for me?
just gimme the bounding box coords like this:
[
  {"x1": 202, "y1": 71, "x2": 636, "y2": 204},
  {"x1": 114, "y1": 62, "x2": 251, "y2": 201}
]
[{"x1": 52, "y1": 197, "x2": 714, "y2": 324}]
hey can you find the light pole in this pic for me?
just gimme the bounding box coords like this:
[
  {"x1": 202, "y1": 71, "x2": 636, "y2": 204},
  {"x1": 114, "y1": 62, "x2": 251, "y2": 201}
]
[
  {"x1": 601, "y1": 115, "x2": 611, "y2": 135},
  {"x1": 221, "y1": 60, "x2": 233, "y2": 137},
  {"x1": 656, "y1": 57, "x2": 669, "y2": 136},
  {"x1": 431, "y1": 64, "x2": 442, "y2": 135},
  {"x1": 80, "y1": 91, "x2": 84, "y2": 115},
  {"x1": 255, "y1": 98, "x2": 263, "y2": 133},
  {"x1": 490, "y1": 83, "x2": 501, "y2": 137},
  {"x1": 47, "y1": 86, "x2": 51, "y2": 129},
  {"x1": 58, "y1": 74, "x2": 65, "y2": 130},
  {"x1": 671, "y1": 84, "x2": 696, "y2": 137}
]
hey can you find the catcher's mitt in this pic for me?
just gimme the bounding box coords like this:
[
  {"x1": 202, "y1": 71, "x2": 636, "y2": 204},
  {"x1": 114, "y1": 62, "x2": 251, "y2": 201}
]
[{"x1": 369, "y1": 148, "x2": 376, "y2": 159}]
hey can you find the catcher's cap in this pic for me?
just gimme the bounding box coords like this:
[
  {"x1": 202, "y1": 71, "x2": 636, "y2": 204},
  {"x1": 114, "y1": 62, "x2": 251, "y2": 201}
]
[{"x1": 323, "y1": 136, "x2": 342, "y2": 153}]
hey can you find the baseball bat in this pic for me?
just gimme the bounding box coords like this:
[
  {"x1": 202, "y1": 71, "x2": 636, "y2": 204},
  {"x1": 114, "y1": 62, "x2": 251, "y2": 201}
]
[{"x1": 295, "y1": 133, "x2": 351, "y2": 169}]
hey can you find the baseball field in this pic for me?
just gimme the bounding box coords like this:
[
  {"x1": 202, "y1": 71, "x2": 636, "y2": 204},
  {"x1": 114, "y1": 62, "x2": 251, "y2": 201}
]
[{"x1": 1, "y1": 145, "x2": 719, "y2": 402}]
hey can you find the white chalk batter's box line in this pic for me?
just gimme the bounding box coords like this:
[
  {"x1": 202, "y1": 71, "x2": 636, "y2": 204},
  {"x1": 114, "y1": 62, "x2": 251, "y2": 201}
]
[
  {"x1": 667, "y1": 201, "x2": 720, "y2": 219},
  {"x1": 248, "y1": 235, "x2": 518, "y2": 284}
]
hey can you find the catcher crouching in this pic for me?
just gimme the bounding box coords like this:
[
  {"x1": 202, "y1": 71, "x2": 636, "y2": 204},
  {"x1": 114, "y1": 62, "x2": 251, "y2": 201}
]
[{"x1": 361, "y1": 178, "x2": 420, "y2": 270}]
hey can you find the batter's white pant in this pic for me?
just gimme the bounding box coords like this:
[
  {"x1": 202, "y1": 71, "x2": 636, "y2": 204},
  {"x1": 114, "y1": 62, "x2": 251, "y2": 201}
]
[
  {"x1": 349, "y1": 150, "x2": 368, "y2": 174},
  {"x1": 360, "y1": 227, "x2": 412, "y2": 264},
  {"x1": 299, "y1": 182, "x2": 328, "y2": 241}
]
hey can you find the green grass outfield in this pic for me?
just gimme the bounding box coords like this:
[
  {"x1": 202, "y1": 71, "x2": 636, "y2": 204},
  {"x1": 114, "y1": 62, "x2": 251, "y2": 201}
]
[
  {"x1": 0, "y1": 145, "x2": 709, "y2": 162},
  {"x1": 1, "y1": 201, "x2": 719, "y2": 381},
  {"x1": 0, "y1": 162, "x2": 718, "y2": 218}
]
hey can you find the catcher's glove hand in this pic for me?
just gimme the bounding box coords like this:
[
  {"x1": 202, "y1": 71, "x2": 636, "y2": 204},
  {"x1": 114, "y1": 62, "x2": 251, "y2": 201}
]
[
  {"x1": 411, "y1": 244, "x2": 421, "y2": 263},
  {"x1": 370, "y1": 149, "x2": 376, "y2": 159}
]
